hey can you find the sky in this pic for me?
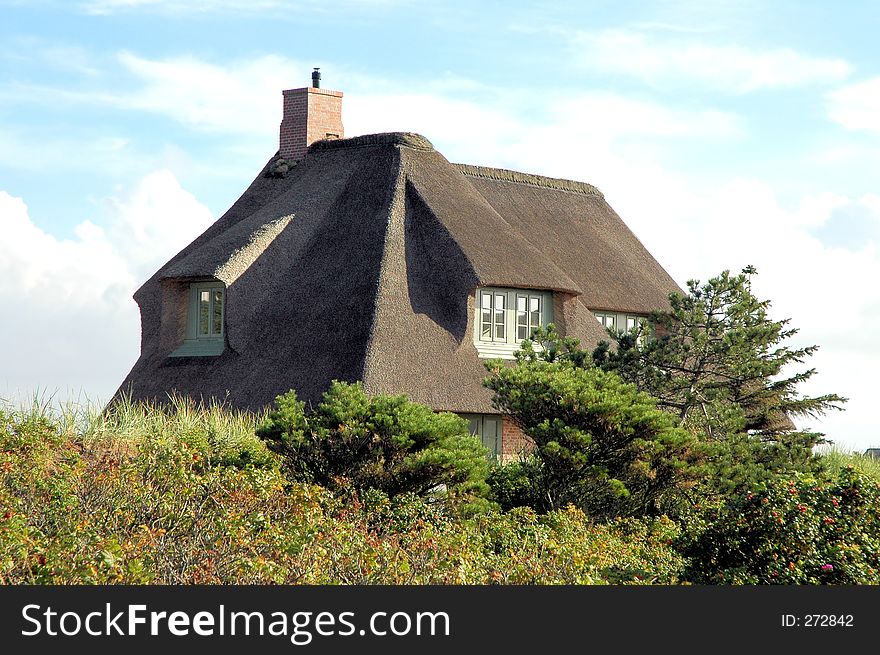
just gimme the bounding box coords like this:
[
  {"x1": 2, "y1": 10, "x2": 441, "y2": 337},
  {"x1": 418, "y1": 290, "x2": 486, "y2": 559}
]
[{"x1": 1, "y1": 0, "x2": 878, "y2": 451}]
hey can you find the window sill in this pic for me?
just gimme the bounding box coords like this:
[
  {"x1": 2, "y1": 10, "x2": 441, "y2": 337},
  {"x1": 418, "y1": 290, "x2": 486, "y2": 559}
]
[
  {"x1": 170, "y1": 339, "x2": 224, "y2": 357},
  {"x1": 475, "y1": 341, "x2": 521, "y2": 360},
  {"x1": 475, "y1": 339, "x2": 549, "y2": 360}
]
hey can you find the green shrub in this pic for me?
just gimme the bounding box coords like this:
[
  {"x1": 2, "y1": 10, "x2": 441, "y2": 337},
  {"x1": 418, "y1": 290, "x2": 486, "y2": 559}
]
[
  {"x1": 470, "y1": 507, "x2": 685, "y2": 584},
  {"x1": 678, "y1": 467, "x2": 880, "y2": 584},
  {"x1": 256, "y1": 382, "x2": 490, "y2": 512},
  {"x1": 487, "y1": 458, "x2": 542, "y2": 510},
  {"x1": 484, "y1": 361, "x2": 701, "y2": 518}
]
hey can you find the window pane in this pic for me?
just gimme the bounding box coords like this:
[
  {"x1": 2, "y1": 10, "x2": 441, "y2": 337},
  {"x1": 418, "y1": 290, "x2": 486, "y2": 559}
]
[
  {"x1": 530, "y1": 296, "x2": 541, "y2": 328},
  {"x1": 483, "y1": 417, "x2": 501, "y2": 456},
  {"x1": 516, "y1": 295, "x2": 527, "y2": 340},
  {"x1": 198, "y1": 290, "x2": 210, "y2": 336},
  {"x1": 481, "y1": 293, "x2": 492, "y2": 339},
  {"x1": 212, "y1": 289, "x2": 223, "y2": 336},
  {"x1": 627, "y1": 316, "x2": 637, "y2": 331},
  {"x1": 494, "y1": 294, "x2": 505, "y2": 340}
]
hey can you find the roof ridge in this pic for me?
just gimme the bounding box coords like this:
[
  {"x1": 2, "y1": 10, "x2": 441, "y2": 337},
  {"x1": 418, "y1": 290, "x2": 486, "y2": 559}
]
[
  {"x1": 309, "y1": 132, "x2": 434, "y2": 153},
  {"x1": 455, "y1": 163, "x2": 604, "y2": 198}
]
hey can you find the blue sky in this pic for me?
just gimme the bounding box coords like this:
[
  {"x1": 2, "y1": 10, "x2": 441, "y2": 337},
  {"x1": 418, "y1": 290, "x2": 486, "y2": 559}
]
[{"x1": 2, "y1": 0, "x2": 879, "y2": 451}]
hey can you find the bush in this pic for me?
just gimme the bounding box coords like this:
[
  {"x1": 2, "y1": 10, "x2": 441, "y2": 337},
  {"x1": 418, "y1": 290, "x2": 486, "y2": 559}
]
[
  {"x1": 484, "y1": 360, "x2": 702, "y2": 519},
  {"x1": 0, "y1": 399, "x2": 686, "y2": 585},
  {"x1": 256, "y1": 381, "x2": 490, "y2": 512},
  {"x1": 678, "y1": 467, "x2": 880, "y2": 584},
  {"x1": 472, "y1": 507, "x2": 685, "y2": 584},
  {"x1": 487, "y1": 458, "x2": 542, "y2": 511}
]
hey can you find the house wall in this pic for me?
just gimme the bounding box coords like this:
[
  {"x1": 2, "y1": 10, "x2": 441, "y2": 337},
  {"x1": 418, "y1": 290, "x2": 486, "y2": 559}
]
[
  {"x1": 501, "y1": 415, "x2": 533, "y2": 463},
  {"x1": 158, "y1": 280, "x2": 190, "y2": 357}
]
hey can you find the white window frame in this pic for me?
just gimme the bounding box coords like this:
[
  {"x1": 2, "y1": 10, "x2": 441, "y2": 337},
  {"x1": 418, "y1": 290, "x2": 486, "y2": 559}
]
[
  {"x1": 474, "y1": 287, "x2": 553, "y2": 359},
  {"x1": 593, "y1": 310, "x2": 650, "y2": 344},
  {"x1": 594, "y1": 311, "x2": 617, "y2": 331},
  {"x1": 170, "y1": 281, "x2": 226, "y2": 357}
]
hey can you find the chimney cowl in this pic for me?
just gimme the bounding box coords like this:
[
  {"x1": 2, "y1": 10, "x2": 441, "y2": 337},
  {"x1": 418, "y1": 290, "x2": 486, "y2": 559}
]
[{"x1": 311, "y1": 68, "x2": 320, "y2": 88}]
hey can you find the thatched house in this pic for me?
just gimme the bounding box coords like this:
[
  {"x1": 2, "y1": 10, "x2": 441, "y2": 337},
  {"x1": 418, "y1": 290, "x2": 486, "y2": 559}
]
[{"x1": 115, "y1": 74, "x2": 681, "y2": 458}]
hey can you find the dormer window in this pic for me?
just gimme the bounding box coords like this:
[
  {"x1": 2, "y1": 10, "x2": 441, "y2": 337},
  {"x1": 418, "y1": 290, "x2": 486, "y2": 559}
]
[
  {"x1": 170, "y1": 281, "x2": 226, "y2": 357},
  {"x1": 593, "y1": 310, "x2": 650, "y2": 344},
  {"x1": 475, "y1": 287, "x2": 553, "y2": 358},
  {"x1": 594, "y1": 312, "x2": 617, "y2": 330}
]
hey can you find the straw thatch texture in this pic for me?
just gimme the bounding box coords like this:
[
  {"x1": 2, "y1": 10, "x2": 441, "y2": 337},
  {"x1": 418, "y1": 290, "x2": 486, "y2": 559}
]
[{"x1": 116, "y1": 133, "x2": 680, "y2": 413}]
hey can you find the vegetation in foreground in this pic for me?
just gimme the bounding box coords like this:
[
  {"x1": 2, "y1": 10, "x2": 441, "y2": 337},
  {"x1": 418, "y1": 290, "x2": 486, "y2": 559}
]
[
  {"x1": 0, "y1": 396, "x2": 681, "y2": 584},
  {"x1": 1, "y1": 394, "x2": 877, "y2": 585},
  {"x1": 1, "y1": 268, "x2": 874, "y2": 585}
]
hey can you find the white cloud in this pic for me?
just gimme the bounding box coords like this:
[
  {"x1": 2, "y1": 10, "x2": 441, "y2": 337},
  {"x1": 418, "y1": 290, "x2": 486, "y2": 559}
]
[
  {"x1": 0, "y1": 173, "x2": 213, "y2": 404},
  {"x1": 0, "y1": 53, "x2": 305, "y2": 142},
  {"x1": 63, "y1": 52, "x2": 740, "y2": 167},
  {"x1": 115, "y1": 52, "x2": 297, "y2": 137},
  {"x1": 102, "y1": 170, "x2": 216, "y2": 282},
  {"x1": 573, "y1": 29, "x2": 851, "y2": 93},
  {"x1": 346, "y1": 93, "x2": 524, "y2": 165},
  {"x1": 613, "y1": 179, "x2": 880, "y2": 452},
  {"x1": 827, "y1": 77, "x2": 880, "y2": 134},
  {"x1": 0, "y1": 127, "x2": 131, "y2": 174},
  {"x1": 347, "y1": 90, "x2": 742, "y2": 178},
  {"x1": 547, "y1": 94, "x2": 743, "y2": 140}
]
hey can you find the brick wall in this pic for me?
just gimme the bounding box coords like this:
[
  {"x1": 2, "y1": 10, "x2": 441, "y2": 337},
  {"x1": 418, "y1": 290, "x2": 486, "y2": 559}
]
[
  {"x1": 501, "y1": 415, "x2": 534, "y2": 463},
  {"x1": 279, "y1": 87, "x2": 344, "y2": 162}
]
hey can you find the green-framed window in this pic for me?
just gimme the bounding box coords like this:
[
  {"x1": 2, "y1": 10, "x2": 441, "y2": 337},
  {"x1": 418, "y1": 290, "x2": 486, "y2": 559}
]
[
  {"x1": 170, "y1": 281, "x2": 226, "y2": 357},
  {"x1": 594, "y1": 312, "x2": 617, "y2": 330}
]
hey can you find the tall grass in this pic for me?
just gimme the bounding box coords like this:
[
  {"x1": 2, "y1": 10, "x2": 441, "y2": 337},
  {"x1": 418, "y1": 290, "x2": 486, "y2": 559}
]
[
  {"x1": 1, "y1": 391, "x2": 274, "y2": 469},
  {"x1": 817, "y1": 445, "x2": 880, "y2": 481},
  {"x1": 87, "y1": 394, "x2": 273, "y2": 469}
]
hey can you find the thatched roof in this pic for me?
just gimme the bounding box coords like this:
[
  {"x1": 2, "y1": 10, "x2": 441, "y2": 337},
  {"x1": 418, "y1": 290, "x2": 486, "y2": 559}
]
[{"x1": 116, "y1": 132, "x2": 681, "y2": 413}]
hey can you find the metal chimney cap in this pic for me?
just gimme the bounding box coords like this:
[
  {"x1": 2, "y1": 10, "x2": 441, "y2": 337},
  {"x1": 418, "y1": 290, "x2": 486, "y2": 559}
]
[{"x1": 311, "y1": 67, "x2": 321, "y2": 88}]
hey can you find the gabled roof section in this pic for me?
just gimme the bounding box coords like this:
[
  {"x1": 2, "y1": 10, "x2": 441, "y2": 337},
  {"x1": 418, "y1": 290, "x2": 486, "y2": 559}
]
[{"x1": 459, "y1": 164, "x2": 682, "y2": 313}]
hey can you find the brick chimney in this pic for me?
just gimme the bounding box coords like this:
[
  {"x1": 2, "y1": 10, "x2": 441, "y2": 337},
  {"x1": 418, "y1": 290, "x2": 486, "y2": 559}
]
[{"x1": 279, "y1": 69, "x2": 344, "y2": 163}]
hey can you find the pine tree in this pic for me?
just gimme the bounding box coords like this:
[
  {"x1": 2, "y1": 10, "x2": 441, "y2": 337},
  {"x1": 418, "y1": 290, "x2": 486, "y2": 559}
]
[
  {"x1": 256, "y1": 381, "x2": 490, "y2": 510},
  {"x1": 483, "y1": 359, "x2": 702, "y2": 518},
  {"x1": 591, "y1": 267, "x2": 846, "y2": 493}
]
